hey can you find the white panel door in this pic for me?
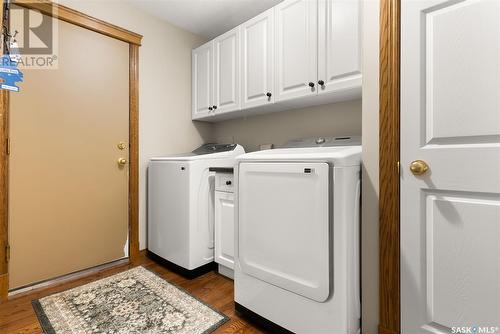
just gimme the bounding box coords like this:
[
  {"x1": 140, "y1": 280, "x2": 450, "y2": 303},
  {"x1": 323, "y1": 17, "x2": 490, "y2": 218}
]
[
  {"x1": 215, "y1": 191, "x2": 235, "y2": 269},
  {"x1": 275, "y1": 0, "x2": 318, "y2": 102},
  {"x1": 213, "y1": 27, "x2": 240, "y2": 114},
  {"x1": 241, "y1": 8, "x2": 275, "y2": 109},
  {"x1": 238, "y1": 162, "x2": 330, "y2": 302},
  {"x1": 401, "y1": 1, "x2": 500, "y2": 333},
  {"x1": 192, "y1": 41, "x2": 213, "y2": 119},
  {"x1": 317, "y1": 0, "x2": 361, "y2": 94}
]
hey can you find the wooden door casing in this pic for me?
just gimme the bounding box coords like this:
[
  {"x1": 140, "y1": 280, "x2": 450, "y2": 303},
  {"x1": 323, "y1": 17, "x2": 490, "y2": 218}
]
[{"x1": 379, "y1": 0, "x2": 400, "y2": 333}]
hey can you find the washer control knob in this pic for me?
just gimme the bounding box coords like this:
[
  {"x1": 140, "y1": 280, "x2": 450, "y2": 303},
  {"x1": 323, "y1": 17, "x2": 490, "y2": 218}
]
[{"x1": 315, "y1": 137, "x2": 326, "y2": 144}]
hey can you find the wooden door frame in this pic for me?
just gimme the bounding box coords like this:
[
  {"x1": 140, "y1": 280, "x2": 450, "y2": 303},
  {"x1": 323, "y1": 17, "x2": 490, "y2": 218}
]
[
  {"x1": 0, "y1": 0, "x2": 143, "y2": 301},
  {"x1": 379, "y1": 0, "x2": 400, "y2": 333}
]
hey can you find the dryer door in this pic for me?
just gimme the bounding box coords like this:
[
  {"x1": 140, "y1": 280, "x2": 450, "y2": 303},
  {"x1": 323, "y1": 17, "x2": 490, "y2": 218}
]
[{"x1": 238, "y1": 162, "x2": 331, "y2": 302}]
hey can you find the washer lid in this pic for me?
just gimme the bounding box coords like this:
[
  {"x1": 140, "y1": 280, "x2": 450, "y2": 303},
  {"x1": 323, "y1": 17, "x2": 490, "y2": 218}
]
[
  {"x1": 191, "y1": 143, "x2": 239, "y2": 155},
  {"x1": 237, "y1": 145, "x2": 361, "y2": 166}
]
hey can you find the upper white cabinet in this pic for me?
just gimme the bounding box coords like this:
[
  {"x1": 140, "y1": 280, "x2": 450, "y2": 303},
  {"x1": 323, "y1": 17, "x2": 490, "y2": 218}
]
[
  {"x1": 192, "y1": 41, "x2": 213, "y2": 119},
  {"x1": 213, "y1": 27, "x2": 240, "y2": 114},
  {"x1": 275, "y1": 0, "x2": 318, "y2": 102},
  {"x1": 241, "y1": 8, "x2": 275, "y2": 109},
  {"x1": 192, "y1": 0, "x2": 362, "y2": 121},
  {"x1": 317, "y1": 0, "x2": 361, "y2": 94}
]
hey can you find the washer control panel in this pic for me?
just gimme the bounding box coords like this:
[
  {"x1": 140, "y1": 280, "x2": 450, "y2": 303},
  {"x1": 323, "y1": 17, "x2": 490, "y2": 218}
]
[{"x1": 192, "y1": 143, "x2": 237, "y2": 155}]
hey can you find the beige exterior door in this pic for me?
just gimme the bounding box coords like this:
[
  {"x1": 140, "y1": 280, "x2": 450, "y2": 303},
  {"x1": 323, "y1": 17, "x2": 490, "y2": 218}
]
[{"x1": 8, "y1": 17, "x2": 130, "y2": 289}]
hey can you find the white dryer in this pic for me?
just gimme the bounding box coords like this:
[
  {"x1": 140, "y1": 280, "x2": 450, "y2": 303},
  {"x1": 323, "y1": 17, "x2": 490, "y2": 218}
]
[
  {"x1": 234, "y1": 137, "x2": 361, "y2": 333},
  {"x1": 148, "y1": 143, "x2": 245, "y2": 277}
]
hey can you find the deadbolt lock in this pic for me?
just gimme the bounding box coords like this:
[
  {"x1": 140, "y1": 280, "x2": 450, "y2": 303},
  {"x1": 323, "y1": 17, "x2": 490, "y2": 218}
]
[{"x1": 117, "y1": 142, "x2": 127, "y2": 150}]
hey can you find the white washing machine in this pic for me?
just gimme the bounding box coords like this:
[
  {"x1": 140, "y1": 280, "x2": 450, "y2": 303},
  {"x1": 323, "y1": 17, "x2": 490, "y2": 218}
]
[
  {"x1": 148, "y1": 143, "x2": 245, "y2": 277},
  {"x1": 234, "y1": 137, "x2": 361, "y2": 333}
]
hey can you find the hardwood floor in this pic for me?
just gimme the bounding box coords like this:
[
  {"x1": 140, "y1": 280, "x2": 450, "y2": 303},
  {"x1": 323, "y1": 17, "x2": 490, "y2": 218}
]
[{"x1": 0, "y1": 253, "x2": 265, "y2": 334}]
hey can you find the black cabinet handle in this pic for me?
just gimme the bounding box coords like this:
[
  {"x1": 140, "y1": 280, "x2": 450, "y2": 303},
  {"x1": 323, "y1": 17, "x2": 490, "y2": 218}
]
[
  {"x1": 213, "y1": 105, "x2": 217, "y2": 110},
  {"x1": 266, "y1": 92, "x2": 272, "y2": 97},
  {"x1": 318, "y1": 80, "x2": 325, "y2": 86},
  {"x1": 226, "y1": 180, "x2": 232, "y2": 185},
  {"x1": 208, "y1": 107, "x2": 213, "y2": 111},
  {"x1": 308, "y1": 82, "x2": 315, "y2": 88}
]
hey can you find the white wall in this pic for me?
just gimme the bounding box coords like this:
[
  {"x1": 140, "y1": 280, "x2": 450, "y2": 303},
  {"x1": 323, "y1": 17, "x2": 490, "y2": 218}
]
[
  {"x1": 213, "y1": 100, "x2": 362, "y2": 151},
  {"x1": 59, "y1": 0, "x2": 213, "y2": 249},
  {"x1": 361, "y1": 0, "x2": 380, "y2": 333}
]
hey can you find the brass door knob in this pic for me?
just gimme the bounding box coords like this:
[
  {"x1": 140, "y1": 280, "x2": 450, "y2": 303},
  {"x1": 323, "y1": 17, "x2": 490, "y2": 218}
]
[
  {"x1": 410, "y1": 160, "x2": 429, "y2": 175},
  {"x1": 117, "y1": 158, "x2": 128, "y2": 166}
]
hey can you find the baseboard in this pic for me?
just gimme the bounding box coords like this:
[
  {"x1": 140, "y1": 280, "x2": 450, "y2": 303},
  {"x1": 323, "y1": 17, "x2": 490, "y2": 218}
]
[
  {"x1": 146, "y1": 250, "x2": 216, "y2": 279},
  {"x1": 8, "y1": 258, "x2": 129, "y2": 298},
  {"x1": 379, "y1": 325, "x2": 399, "y2": 334}
]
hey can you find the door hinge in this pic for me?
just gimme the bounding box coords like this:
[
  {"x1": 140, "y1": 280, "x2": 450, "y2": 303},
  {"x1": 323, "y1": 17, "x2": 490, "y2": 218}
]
[
  {"x1": 6, "y1": 138, "x2": 10, "y2": 155},
  {"x1": 5, "y1": 244, "x2": 9, "y2": 263},
  {"x1": 396, "y1": 161, "x2": 400, "y2": 175}
]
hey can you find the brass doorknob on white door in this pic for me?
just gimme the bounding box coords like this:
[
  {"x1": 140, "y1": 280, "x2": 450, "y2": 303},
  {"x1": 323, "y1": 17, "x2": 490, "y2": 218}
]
[
  {"x1": 117, "y1": 158, "x2": 127, "y2": 166},
  {"x1": 410, "y1": 160, "x2": 429, "y2": 175}
]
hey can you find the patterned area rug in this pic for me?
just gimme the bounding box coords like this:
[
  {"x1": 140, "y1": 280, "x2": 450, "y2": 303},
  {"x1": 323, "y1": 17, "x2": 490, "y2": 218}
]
[{"x1": 32, "y1": 266, "x2": 228, "y2": 334}]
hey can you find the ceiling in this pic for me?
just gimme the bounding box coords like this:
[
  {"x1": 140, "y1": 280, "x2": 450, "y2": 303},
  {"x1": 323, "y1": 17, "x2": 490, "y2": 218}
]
[{"x1": 127, "y1": 0, "x2": 282, "y2": 39}]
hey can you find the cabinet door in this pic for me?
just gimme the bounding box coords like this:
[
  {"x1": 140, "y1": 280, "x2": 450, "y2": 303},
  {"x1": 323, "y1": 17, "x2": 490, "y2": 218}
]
[
  {"x1": 215, "y1": 191, "x2": 235, "y2": 269},
  {"x1": 241, "y1": 8, "x2": 275, "y2": 109},
  {"x1": 192, "y1": 41, "x2": 213, "y2": 119},
  {"x1": 213, "y1": 27, "x2": 240, "y2": 114},
  {"x1": 317, "y1": 0, "x2": 361, "y2": 94},
  {"x1": 275, "y1": 0, "x2": 318, "y2": 102}
]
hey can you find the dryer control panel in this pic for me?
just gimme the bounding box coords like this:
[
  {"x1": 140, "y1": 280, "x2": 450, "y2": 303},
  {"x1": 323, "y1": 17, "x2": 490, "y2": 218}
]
[{"x1": 282, "y1": 136, "x2": 361, "y2": 148}]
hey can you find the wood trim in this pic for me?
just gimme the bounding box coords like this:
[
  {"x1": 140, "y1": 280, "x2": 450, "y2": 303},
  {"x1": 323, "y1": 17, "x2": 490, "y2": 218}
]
[
  {"x1": 379, "y1": 325, "x2": 399, "y2": 334},
  {"x1": 0, "y1": 2, "x2": 141, "y2": 302},
  {"x1": 13, "y1": 0, "x2": 142, "y2": 46},
  {"x1": 0, "y1": 91, "x2": 8, "y2": 302},
  {"x1": 0, "y1": 274, "x2": 7, "y2": 301},
  {"x1": 129, "y1": 44, "x2": 140, "y2": 264},
  {"x1": 379, "y1": 0, "x2": 400, "y2": 332},
  {"x1": 0, "y1": 0, "x2": 9, "y2": 300}
]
